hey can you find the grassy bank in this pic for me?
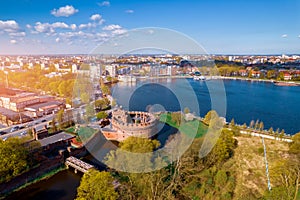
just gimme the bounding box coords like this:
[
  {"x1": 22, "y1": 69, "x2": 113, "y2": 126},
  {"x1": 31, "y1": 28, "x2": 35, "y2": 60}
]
[{"x1": 159, "y1": 112, "x2": 208, "y2": 138}]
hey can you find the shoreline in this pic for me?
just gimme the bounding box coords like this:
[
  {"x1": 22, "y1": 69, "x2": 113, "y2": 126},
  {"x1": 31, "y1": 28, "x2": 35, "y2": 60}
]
[
  {"x1": 216, "y1": 76, "x2": 300, "y2": 86},
  {"x1": 132, "y1": 75, "x2": 300, "y2": 86},
  {"x1": 0, "y1": 166, "x2": 66, "y2": 199}
]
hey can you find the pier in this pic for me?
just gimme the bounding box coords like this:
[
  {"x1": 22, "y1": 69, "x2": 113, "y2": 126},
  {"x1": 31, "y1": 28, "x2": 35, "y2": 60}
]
[{"x1": 65, "y1": 156, "x2": 94, "y2": 173}]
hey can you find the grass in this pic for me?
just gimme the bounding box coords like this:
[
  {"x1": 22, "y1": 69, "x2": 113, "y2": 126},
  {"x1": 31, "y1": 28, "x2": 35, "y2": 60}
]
[
  {"x1": 159, "y1": 113, "x2": 208, "y2": 138},
  {"x1": 77, "y1": 126, "x2": 98, "y2": 142},
  {"x1": 65, "y1": 126, "x2": 76, "y2": 134},
  {"x1": 228, "y1": 135, "x2": 290, "y2": 199}
]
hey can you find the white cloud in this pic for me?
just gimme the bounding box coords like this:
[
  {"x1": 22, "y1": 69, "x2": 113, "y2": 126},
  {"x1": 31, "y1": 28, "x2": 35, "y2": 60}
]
[
  {"x1": 34, "y1": 22, "x2": 55, "y2": 34},
  {"x1": 52, "y1": 22, "x2": 69, "y2": 29},
  {"x1": 51, "y1": 5, "x2": 79, "y2": 17},
  {"x1": 281, "y1": 34, "x2": 288, "y2": 38},
  {"x1": 26, "y1": 24, "x2": 32, "y2": 29},
  {"x1": 98, "y1": 1, "x2": 110, "y2": 7},
  {"x1": 10, "y1": 39, "x2": 17, "y2": 44},
  {"x1": 298, "y1": 35, "x2": 300, "y2": 38},
  {"x1": 112, "y1": 29, "x2": 127, "y2": 35},
  {"x1": 9, "y1": 32, "x2": 26, "y2": 37},
  {"x1": 78, "y1": 23, "x2": 95, "y2": 29},
  {"x1": 59, "y1": 31, "x2": 94, "y2": 39},
  {"x1": 55, "y1": 37, "x2": 60, "y2": 43},
  {"x1": 70, "y1": 24, "x2": 77, "y2": 30},
  {"x1": 102, "y1": 24, "x2": 122, "y2": 31},
  {"x1": 90, "y1": 14, "x2": 102, "y2": 21},
  {"x1": 33, "y1": 22, "x2": 77, "y2": 34},
  {"x1": 0, "y1": 20, "x2": 19, "y2": 32},
  {"x1": 96, "y1": 32, "x2": 109, "y2": 37},
  {"x1": 125, "y1": 10, "x2": 134, "y2": 14}
]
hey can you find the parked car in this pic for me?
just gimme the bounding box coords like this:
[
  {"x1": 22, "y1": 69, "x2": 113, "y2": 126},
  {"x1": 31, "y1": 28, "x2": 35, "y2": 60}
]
[
  {"x1": 20, "y1": 131, "x2": 27, "y2": 136},
  {"x1": 10, "y1": 126, "x2": 20, "y2": 132},
  {"x1": 0, "y1": 131, "x2": 6, "y2": 135}
]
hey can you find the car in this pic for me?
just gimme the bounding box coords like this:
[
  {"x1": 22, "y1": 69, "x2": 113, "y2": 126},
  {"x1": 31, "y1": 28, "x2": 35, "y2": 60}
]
[
  {"x1": 41, "y1": 119, "x2": 47, "y2": 122},
  {"x1": 10, "y1": 126, "x2": 20, "y2": 132},
  {"x1": 0, "y1": 131, "x2": 6, "y2": 135},
  {"x1": 20, "y1": 131, "x2": 27, "y2": 136},
  {"x1": 2, "y1": 137, "x2": 7, "y2": 141}
]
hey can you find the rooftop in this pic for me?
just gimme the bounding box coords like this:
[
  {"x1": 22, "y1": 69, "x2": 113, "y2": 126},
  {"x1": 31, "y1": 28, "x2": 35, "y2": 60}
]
[{"x1": 39, "y1": 132, "x2": 75, "y2": 147}]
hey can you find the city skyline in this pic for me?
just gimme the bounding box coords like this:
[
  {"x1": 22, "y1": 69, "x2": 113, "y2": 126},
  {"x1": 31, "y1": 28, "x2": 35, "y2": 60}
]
[{"x1": 1, "y1": 0, "x2": 300, "y2": 55}]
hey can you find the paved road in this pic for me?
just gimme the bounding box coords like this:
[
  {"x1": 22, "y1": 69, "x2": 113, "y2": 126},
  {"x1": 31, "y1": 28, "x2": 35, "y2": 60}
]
[{"x1": 0, "y1": 107, "x2": 86, "y2": 141}]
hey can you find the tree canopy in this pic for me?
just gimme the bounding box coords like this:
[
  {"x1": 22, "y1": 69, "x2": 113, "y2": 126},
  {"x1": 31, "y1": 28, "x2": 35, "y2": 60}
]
[
  {"x1": 76, "y1": 169, "x2": 118, "y2": 200},
  {"x1": 0, "y1": 137, "x2": 30, "y2": 183}
]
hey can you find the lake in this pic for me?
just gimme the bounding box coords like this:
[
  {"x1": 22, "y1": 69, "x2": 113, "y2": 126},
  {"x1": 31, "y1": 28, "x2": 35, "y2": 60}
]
[{"x1": 112, "y1": 78, "x2": 300, "y2": 134}]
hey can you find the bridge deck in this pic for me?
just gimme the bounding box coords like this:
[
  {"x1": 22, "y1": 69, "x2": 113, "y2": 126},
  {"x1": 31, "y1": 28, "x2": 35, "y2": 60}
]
[{"x1": 65, "y1": 156, "x2": 94, "y2": 173}]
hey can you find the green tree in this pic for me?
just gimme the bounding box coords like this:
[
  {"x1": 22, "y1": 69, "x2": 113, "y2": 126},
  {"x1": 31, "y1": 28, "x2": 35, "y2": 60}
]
[
  {"x1": 76, "y1": 169, "x2": 118, "y2": 200},
  {"x1": 0, "y1": 138, "x2": 29, "y2": 183},
  {"x1": 277, "y1": 72, "x2": 284, "y2": 81},
  {"x1": 203, "y1": 110, "x2": 219, "y2": 125},
  {"x1": 96, "y1": 111, "x2": 108, "y2": 120},
  {"x1": 56, "y1": 109, "x2": 64, "y2": 129},
  {"x1": 215, "y1": 170, "x2": 228, "y2": 189},
  {"x1": 289, "y1": 132, "x2": 300, "y2": 155},
  {"x1": 259, "y1": 121, "x2": 264, "y2": 131},
  {"x1": 171, "y1": 112, "x2": 183, "y2": 126},
  {"x1": 85, "y1": 104, "x2": 95, "y2": 121},
  {"x1": 101, "y1": 85, "x2": 111, "y2": 95},
  {"x1": 279, "y1": 129, "x2": 285, "y2": 140},
  {"x1": 80, "y1": 92, "x2": 90, "y2": 104},
  {"x1": 184, "y1": 107, "x2": 190, "y2": 114},
  {"x1": 268, "y1": 127, "x2": 274, "y2": 135},
  {"x1": 230, "y1": 118, "x2": 235, "y2": 128}
]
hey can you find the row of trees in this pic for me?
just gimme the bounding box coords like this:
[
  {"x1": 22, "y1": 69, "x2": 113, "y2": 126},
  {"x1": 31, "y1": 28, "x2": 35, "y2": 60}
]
[{"x1": 76, "y1": 116, "x2": 238, "y2": 199}]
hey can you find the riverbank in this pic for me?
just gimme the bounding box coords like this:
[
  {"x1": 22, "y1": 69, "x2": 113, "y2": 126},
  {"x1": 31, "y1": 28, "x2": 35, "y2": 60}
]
[
  {"x1": 0, "y1": 160, "x2": 65, "y2": 199},
  {"x1": 3, "y1": 167, "x2": 66, "y2": 199},
  {"x1": 214, "y1": 76, "x2": 300, "y2": 86}
]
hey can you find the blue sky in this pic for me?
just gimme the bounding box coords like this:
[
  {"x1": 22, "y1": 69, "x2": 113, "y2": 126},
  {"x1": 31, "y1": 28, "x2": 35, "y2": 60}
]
[{"x1": 0, "y1": 0, "x2": 300, "y2": 54}]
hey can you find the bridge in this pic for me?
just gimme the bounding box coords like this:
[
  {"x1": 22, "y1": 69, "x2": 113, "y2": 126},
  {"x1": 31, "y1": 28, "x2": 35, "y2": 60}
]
[{"x1": 65, "y1": 156, "x2": 94, "y2": 173}]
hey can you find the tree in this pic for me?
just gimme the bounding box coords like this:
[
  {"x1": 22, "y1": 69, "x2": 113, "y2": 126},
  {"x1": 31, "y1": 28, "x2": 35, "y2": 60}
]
[
  {"x1": 268, "y1": 127, "x2": 274, "y2": 135},
  {"x1": 254, "y1": 120, "x2": 260, "y2": 130},
  {"x1": 230, "y1": 118, "x2": 235, "y2": 128},
  {"x1": 0, "y1": 138, "x2": 29, "y2": 183},
  {"x1": 259, "y1": 121, "x2": 264, "y2": 131},
  {"x1": 76, "y1": 169, "x2": 118, "y2": 200},
  {"x1": 203, "y1": 110, "x2": 219, "y2": 125},
  {"x1": 95, "y1": 98, "x2": 110, "y2": 110},
  {"x1": 289, "y1": 132, "x2": 300, "y2": 155},
  {"x1": 215, "y1": 170, "x2": 228, "y2": 189},
  {"x1": 101, "y1": 85, "x2": 111, "y2": 95},
  {"x1": 80, "y1": 92, "x2": 90, "y2": 104},
  {"x1": 279, "y1": 129, "x2": 285, "y2": 140},
  {"x1": 85, "y1": 104, "x2": 95, "y2": 121},
  {"x1": 96, "y1": 111, "x2": 108, "y2": 120},
  {"x1": 184, "y1": 107, "x2": 190, "y2": 114},
  {"x1": 242, "y1": 123, "x2": 247, "y2": 129},
  {"x1": 171, "y1": 112, "x2": 183, "y2": 126},
  {"x1": 56, "y1": 109, "x2": 64, "y2": 129},
  {"x1": 249, "y1": 120, "x2": 255, "y2": 129},
  {"x1": 51, "y1": 117, "x2": 57, "y2": 133}
]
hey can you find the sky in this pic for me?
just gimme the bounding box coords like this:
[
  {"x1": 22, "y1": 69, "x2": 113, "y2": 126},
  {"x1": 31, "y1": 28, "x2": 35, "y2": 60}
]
[{"x1": 0, "y1": 0, "x2": 300, "y2": 55}]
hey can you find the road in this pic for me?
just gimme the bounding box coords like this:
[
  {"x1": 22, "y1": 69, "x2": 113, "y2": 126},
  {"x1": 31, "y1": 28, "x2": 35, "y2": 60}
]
[{"x1": 0, "y1": 107, "x2": 87, "y2": 141}]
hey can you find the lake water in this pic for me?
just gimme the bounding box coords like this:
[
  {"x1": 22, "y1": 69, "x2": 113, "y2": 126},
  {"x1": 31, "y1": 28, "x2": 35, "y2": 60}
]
[{"x1": 112, "y1": 78, "x2": 300, "y2": 134}]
